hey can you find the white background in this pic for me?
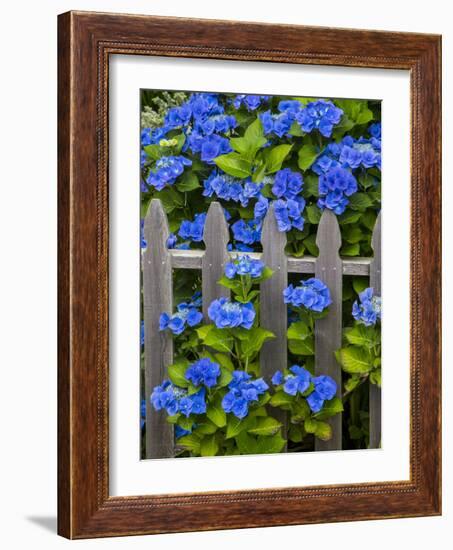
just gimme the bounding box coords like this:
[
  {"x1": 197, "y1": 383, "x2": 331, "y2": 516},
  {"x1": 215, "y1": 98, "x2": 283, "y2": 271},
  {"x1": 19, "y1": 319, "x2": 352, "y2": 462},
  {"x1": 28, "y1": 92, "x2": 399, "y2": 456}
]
[
  {"x1": 0, "y1": 0, "x2": 450, "y2": 548},
  {"x1": 110, "y1": 56, "x2": 410, "y2": 495}
]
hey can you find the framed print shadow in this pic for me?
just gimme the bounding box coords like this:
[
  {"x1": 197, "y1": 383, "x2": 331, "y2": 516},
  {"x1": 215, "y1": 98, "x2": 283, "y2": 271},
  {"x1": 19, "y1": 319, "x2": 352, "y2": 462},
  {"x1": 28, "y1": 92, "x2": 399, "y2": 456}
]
[{"x1": 58, "y1": 11, "x2": 441, "y2": 538}]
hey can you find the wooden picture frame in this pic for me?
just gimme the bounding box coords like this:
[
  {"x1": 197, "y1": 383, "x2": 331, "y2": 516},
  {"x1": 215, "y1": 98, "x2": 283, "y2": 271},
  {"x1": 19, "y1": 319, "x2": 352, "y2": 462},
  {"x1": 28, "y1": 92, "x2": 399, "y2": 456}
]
[{"x1": 58, "y1": 10, "x2": 441, "y2": 538}]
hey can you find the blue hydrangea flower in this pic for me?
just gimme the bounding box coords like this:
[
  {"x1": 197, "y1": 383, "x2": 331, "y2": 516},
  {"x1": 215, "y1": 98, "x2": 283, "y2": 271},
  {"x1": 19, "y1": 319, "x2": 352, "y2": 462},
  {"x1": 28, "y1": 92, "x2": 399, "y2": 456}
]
[
  {"x1": 224, "y1": 255, "x2": 264, "y2": 279},
  {"x1": 221, "y1": 371, "x2": 269, "y2": 419},
  {"x1": 197, "y1": 114, "x2": 237, "y2": 135},
  {"x1": 159, "y1": 297, "x2": 203, "y2": 335},
  {"x1": 271, "y1": 367, "x2": 337, "y2": 413},
  {"x1": 200, "y1": 134, "x2": 232, "y2": 163},
  {"x1": 278, "y1": 100, "x2": 302, "y2": 117},
  {"x1": 140, "y1": 320, "x2": 145, "y2": 347},
  {"x1": 178, "y1": 213, "x2": 206, "y2": 243},
  {"x1": 146, "y1": 155, "x2": 192, "y2": 191},
  {"x1": 202, "y1": 171, "x2": 261, "y2": 207},
  {"x1": 368, "y1": 122, "x2": 381, "y2": 139},
  {"x1": 164, "y1": 104, "x2": 192, "y2": 129},
  {"x1": 306, "y1": 375, "x2": 337, "y2": 412},
  {"x1": 272, "y1": 168, "x2": 304, "y2": 200},
  {"x1": 283, "y1": 278, "x2": 331, "y2": 312},
  {"x1": 295, "y1": 100, "x2": 343, "y2": 138},
  {"x1": 282, "y1": 365, "x2": 312, "y2": 396},
  {"x1": 166, "y1": 233, "x2": 177, "y2": 249},
  {"x1": 317, "y1": 166, "x2": 358, "y2": 215},
  {"x1": 151, "y1": 381, "x2": 206, "y2": 417},
  {"x1": 352, "y1": 287, "x2": 382, "y2": 326},
  {"x1": 231, "y1": 219, "x2": 262, "y2": 246},
  {"x1": 207, "y1": 297, "x2": 256, "y2": 329},
  {"x1": 141, "y1": 126, "x2": 169, "y2": 147},
  {"x1": 233, "y1": 94, "x2": 269, "y2": 111},
  {"x1": 274, "y1": 198, "x2": 306, "y2": 232},
  {"x1": 339, "y1": 139, "x2": 381, "y2": 170},
  {"x1": 250, "y1": 196, "x2": 268, "y2": 223},
  {"x1": 260, "y1": 110, "x2": 293, "y2": 137},
  {"x1": 185, "y1": 357, "x2": 221, "y2": 388}
]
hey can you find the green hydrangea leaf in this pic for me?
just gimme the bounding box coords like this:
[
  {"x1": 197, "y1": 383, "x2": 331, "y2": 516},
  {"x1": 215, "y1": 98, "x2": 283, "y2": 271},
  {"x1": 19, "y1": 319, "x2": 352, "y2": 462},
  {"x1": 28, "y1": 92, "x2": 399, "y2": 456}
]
[
  {"x1": 335, "y1": 347, "x2": 373, "y2": 374},
  {"x1": 298, "y1": 144, "x2": 319, "y2": 171},
  {"x1": 247, "y1": 417, "x2": 282, "y2": 436}
]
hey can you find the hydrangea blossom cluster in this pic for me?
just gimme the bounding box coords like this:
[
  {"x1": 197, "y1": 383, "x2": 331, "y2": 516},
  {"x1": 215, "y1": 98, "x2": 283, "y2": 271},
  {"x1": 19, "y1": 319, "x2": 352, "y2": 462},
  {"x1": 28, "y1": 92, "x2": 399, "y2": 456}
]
[
  {"x1": 224, "y1": 255, "x2": 264, "y2": 279},
  {"x1": 272, "y1": 366, "x2": 337, "y2": 413},
  {"x1": 339, "y1": 138, "x2": 381, "y2": 170},
  {"x1": 146, "y1": 155, "x2": 192, "y2": 191},
  {"x1": 317, "y1": 166, "x2": 358, "y2": 215},
  {"x1": 159, "y1": 294, "x2": 203, "y2": 335},
  {"x1": 231, "y1": 219, "x2": 262, "y2": 249},
  {"x1": 141, "y1": 126, "x2": 168, "y2": 147},
  {"x1": 208, "y1": 297, "x2": 255, "y2": 329},
  {"x1": 312, "y1": 126, "x2": 381, "y2": 176},
  {"x1": 151, "y1": 381, "x2": 206, "y2": 417},
  {"x1": 272, "y1": 168, "x2": 304, "y2": 200},
  {"x1": 232, "y1": 94, "x2": 270, "y2": 111},
  {"x1": 185, "y1": 357, "x2": 221, "y2": 388},
  {"x1": 221, "y1": 371, "x2": 269, "y2": 419},
  {"x1": 352, "y1": 287, "x2": 382, "y2": 326},
  {"x1": 274, "y1": 198, "x2": 306, "y2": 232},
  {"x1": 296, "y1": 100, "x2": 343, "y2": 138},
  {"x1": 203, "y1": 170, "x2": 263, "y2": 207},
  {"x1": 178, "y1": 212, "x2": 207, "y2": 243},
  {"x1": 283, "y1": 278, "x2": 332, "y2": 313},
  {"x1": 260, "y1": 99, "x2": 343, "y2": 139}
]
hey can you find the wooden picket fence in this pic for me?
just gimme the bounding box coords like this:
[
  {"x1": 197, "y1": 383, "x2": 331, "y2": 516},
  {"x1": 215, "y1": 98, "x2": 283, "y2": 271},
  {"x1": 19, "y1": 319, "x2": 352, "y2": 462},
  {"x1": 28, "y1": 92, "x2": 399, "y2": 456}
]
[{"x1": 142, "y1": 198, "x2": 381, "y2": 458}]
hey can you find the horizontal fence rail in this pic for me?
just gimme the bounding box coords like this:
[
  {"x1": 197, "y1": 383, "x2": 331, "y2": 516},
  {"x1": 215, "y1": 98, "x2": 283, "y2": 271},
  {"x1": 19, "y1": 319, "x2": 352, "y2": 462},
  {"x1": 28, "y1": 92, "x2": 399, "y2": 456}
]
[
  {"x1": 169, "y1": 249, "x2": 372, "y2": 276},
  {"x1": 143, "y1": 198, "x2": 381, "y2": 458}
]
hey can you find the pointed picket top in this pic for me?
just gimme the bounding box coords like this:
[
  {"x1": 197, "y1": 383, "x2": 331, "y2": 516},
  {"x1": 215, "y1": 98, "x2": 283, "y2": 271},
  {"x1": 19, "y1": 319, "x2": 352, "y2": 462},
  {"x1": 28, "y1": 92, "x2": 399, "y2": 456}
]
[
  {"x1": 145, "y1": 198, "x2": 170, "y2": 243},
  {"x1": 314, "y1": 207, "x2": 343, "y2": 451},
  {"x1": 142, "y1": 198, "x2": 174, "y2": 458},
  {"x1": 316, "y1": 208, "x2": 342, "y2": 255},
  {"x1": 260, "y1": 202, "x2": 288, "y2": 449},
  {"x1": 370, "y1": 211, "x2": 382, "y2": 294},
  {"x1": 203, "y1": 201, "x2": 230, "y2": 247},
  {"x1": 202, "y1": 201, "x2": 230, "y2": 318},
  {"x1": 261, "y1": 202, "x2": 287, "y2": 251}
]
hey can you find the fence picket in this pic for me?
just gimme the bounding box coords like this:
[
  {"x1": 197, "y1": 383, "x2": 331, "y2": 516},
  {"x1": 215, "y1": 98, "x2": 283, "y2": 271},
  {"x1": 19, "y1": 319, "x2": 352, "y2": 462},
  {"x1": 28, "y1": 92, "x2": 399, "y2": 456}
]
[
  {"x1": 143, "y1": 199, "x2": 174, "y2": 459},
  {"x1": 202, "y1": 202, "x2": 230, "y2": 320},
  {"x1": 315, "y1": 209, "x2": 343, "y2": 451},
  {"x1": 260, "y1": 203, "x2": 288, "y2": 442},
  {"x1": 142, "y1": 199, "x2": 381, "y2": 457},
  {"x1": 369, "y1": 212, "x2": 382, "y2": 448}
]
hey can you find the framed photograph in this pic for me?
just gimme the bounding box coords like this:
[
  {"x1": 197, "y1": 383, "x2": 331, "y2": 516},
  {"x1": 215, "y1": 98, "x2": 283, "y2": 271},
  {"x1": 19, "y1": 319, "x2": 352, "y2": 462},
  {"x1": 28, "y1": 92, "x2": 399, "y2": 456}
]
[{"x1": 58, "y1": 11, "x2": 441, "y2": 538}]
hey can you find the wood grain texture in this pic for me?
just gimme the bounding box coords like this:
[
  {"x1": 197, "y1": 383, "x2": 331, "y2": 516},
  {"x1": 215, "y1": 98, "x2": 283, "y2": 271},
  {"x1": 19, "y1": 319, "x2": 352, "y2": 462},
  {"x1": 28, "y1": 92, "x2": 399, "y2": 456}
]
[
  {"x1": 171, "y1": 248, "x2": 371, "y2": 275},
  {"x1": 260, "y1": 203, "x2": 288, "y2": 442},
  {"x1": 369, "y1": 212, "x2": 382, "y2": 448},
  {"x1": 143, "y1": 200, "x2": 174, "y2": 458},
  {"x1": 202, "y1": 201, "x2": 230, "y2": 319},
  {"x1": 315, "y1": 210, "x2": 343, "y2": 451},
  {"x1": 58, "y1": 10, "x2": 441, "y2": 538}
]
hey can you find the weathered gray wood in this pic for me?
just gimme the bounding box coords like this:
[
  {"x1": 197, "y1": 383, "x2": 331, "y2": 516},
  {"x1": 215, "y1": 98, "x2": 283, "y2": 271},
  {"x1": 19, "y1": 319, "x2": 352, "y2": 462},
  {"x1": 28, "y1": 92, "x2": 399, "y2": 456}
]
[
  {"x1": 315, "y1": 209, "x2": 343, "y2": 451},
  {"x1": 260, "y1": 203, "x2": 288, "y2": 444},
  {"x1": 202, "y1": 202, "x2": 230, "y2": 319},
  {"x1": 170, "y1": 248, "x2": 370, "y2": 276},
  {"x1": 143, "y1": 199, "x2": 174, "y2": 459},
  {"x1": 369, "y1": 212, "x2": 382, "y2": 449}
]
